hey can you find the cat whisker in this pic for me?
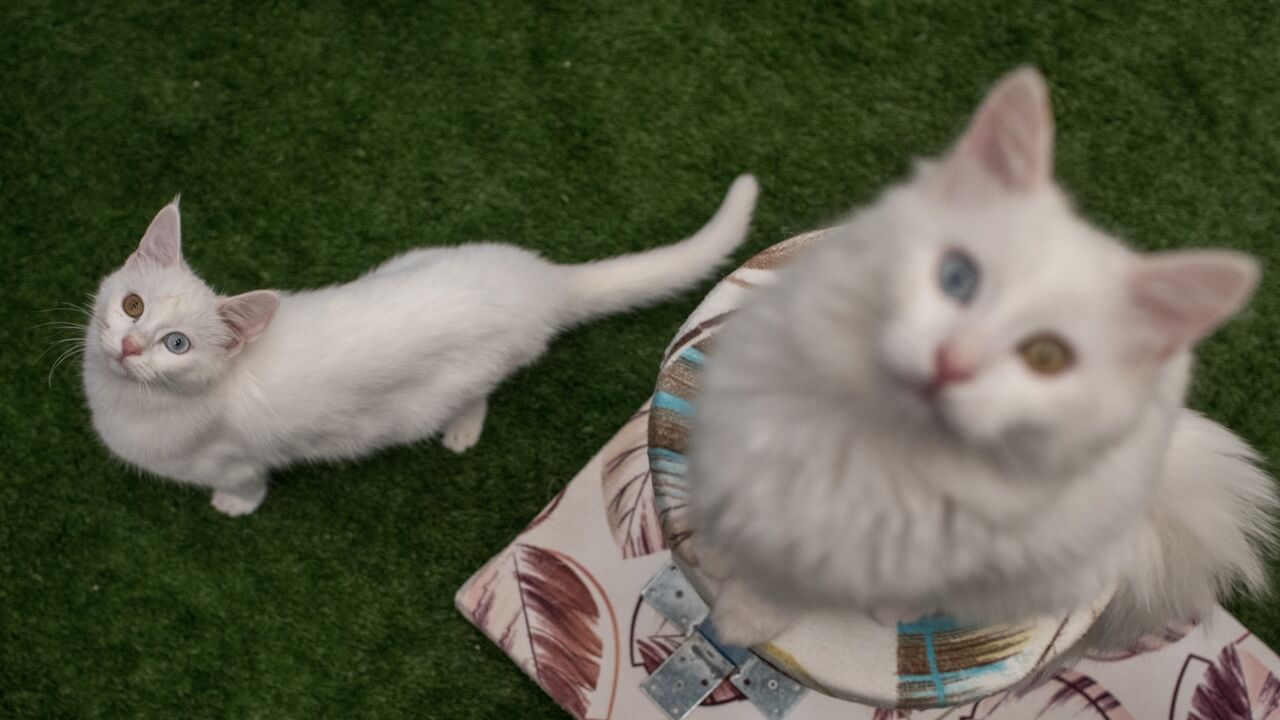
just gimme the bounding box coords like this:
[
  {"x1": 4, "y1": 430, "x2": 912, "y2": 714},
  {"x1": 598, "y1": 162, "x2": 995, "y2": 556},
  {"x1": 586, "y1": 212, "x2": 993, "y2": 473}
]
[
  {"x1": 53, "y1": 339, "x2": 89, "y2": 351},
  {"x1": 48, "y1": 346, "x2": 86, "y2": 387},
  {"x1": 37, "y1": 337, "x2": 88, "y2": 363},
  {"x1": 36, "y1": 303, "x2": 95, "y2": 320},
  {"x1": 31, "y1": 321, "x2": 89, "y2": 332}
]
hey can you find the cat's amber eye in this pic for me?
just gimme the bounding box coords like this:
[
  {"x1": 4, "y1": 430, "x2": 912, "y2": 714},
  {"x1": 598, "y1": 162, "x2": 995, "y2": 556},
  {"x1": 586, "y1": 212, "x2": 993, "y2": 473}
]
[
  {"x1": 122, "y1": 293, "x2": 144, "y2": 318},
  {"x1": 1018, "y1": 334, "x2": 1073, "y2": 375}
]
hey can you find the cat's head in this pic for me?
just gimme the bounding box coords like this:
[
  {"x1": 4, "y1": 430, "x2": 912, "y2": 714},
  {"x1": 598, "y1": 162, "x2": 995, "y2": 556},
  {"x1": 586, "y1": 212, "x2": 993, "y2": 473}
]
[
  {"x1": 87, "y1": 201, "x2": 278, "y2": 393},
  {"x1": 806, "y1": 68, "x2": 1259, "y2": 469}
]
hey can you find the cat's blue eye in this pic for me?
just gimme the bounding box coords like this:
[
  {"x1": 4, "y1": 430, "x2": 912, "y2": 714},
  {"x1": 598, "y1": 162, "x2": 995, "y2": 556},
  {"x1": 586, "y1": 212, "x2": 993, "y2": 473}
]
[
  {"x1": 163, "y1": 332, "x2": 190, "y2": 354},
  {"x1": 938, "y1": 249, "x2": 979, "y2": 304}
]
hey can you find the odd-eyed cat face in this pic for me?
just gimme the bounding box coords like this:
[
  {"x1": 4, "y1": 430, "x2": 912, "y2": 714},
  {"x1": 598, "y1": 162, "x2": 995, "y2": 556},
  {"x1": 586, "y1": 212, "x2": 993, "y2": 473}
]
[
  {"x1": 88, "y1": 203, "x2": 279, "y2": 393},
  {"x1": 796, "y1": 68, "x2": 1258, "y2": 470},
  {"x1": 868, "y1": 185, "x2": 1152, "y2": 465}
]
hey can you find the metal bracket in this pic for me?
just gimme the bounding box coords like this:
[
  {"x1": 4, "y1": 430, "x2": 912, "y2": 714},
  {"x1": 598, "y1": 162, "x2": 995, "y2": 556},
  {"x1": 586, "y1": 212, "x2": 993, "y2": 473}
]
[
  {"x1": 731, "y1": 655, "x2": 807, "y2": 719},
  {"x1": 641, "y1": 632, "x2": 736, "y2": 720},
  {"x1": 641, "y1": 560, "x2": 710, "y2": 635},
  {"x1": 639, "y1": 563, "x2": 808, "y2": 720}
]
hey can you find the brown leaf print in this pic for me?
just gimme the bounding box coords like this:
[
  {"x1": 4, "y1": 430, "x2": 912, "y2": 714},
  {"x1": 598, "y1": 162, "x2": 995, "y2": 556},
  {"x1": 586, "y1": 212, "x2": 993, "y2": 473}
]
[
  {"x1": 959, "y1": 670, "x2": 1132, "y2": 719},
  {"x1": 659, "y1": 230, "x2": 830, "y2": 365},
  {"x1": 740, "y1": 229, "x2": 827, "y2": 270},
  {"x1": 1190, "y1": 644, "x2": 1280, "y2": 720},
  {"x1": 1036, "y1": 670, "x2": 1132, "y2": 719},
  {"x1": 600, "y1": 404, "x2": 665, "y2": 558},
  {"x1": 458, "y1": 544, "x2": 617, "y2": 719},
  {"x1": 662, "y1": 311, "x2": 733, "y2": 366},
  {"x1": 524, "y1": 487, "x2": 566, "y2": 532}
]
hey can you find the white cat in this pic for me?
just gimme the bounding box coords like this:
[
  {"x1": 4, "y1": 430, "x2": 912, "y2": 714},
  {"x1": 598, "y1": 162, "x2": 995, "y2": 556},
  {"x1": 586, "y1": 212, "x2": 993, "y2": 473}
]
[
  {"x1": 84, "y1": 176, "x2": 758, "y2": 517},
  {"x1": 688, "y1": 68, "x2": 1275, "y2": 651}
]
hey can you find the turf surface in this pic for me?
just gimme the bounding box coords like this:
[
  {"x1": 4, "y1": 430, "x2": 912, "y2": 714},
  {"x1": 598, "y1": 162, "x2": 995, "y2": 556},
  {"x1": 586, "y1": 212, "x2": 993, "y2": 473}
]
[{"x1": 3, "y1": 1, "x2": 1278, "y2": 717}]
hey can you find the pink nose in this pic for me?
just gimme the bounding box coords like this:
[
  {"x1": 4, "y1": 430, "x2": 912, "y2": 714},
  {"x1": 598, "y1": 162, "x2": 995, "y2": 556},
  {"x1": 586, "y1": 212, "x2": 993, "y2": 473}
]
[
  {"x1": 121, "y1": 336, "x2": 144, "y2": 357},
  {"x1": 933, "y1": 345, "x2": 975, "y2": 386}
]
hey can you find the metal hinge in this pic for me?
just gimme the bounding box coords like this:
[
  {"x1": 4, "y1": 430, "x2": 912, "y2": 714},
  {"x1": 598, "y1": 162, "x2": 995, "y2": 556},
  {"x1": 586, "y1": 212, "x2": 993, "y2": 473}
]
[{"x1": 639, "y1": 562, "x2": 808, "y2": 720}]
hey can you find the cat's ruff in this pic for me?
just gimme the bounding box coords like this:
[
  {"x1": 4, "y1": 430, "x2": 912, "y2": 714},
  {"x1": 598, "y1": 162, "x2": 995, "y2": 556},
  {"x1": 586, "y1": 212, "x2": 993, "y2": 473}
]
[
  {"x1": 82, "y1": 176, "x2": 759, "y2": 516},
  {"x1": 648, "y1": 230, "x2": 1112, "y2": 708}
]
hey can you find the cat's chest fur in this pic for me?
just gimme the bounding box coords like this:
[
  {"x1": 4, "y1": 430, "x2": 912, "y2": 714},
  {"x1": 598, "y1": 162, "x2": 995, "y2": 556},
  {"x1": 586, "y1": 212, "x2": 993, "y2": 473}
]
[{"x1": 83, "y1": 357, "x2": 224, "y2": 482}]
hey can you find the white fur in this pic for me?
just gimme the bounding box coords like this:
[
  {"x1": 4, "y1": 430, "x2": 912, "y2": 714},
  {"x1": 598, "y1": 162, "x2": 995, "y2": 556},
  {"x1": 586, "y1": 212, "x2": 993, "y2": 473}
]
[
  {"x1": 84, "y1": 176, "x2": 758, "y2": 516},
  {"x1": 688, "y1": 69, "x2": 1275, "y2": 650}
]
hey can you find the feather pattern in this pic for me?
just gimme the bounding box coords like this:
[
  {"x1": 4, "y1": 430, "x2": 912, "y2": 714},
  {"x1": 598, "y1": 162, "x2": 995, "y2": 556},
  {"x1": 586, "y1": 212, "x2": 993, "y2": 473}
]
[
  {"x1": 1038, "y1": 670, "x2": 1130, "y2": 719},
  {"x1": 600, "y1": 404, "x2": 665, "y2": 558},
  {"x1": 1191, "y1": 644, "x2": 1280, "y2": 720},
  {"x1": 458, "y1": 543, "x2": 608, "y2": 719}
]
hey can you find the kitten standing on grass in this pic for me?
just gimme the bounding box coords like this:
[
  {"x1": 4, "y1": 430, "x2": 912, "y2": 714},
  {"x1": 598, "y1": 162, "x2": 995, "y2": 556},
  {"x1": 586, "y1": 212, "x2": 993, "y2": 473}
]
[
  {"x1": 689, "y1": 68, "x2": 1276, "y2": 652},
  {"x1": 84, "y1": 176, "x2": 758, "y2": 517}
]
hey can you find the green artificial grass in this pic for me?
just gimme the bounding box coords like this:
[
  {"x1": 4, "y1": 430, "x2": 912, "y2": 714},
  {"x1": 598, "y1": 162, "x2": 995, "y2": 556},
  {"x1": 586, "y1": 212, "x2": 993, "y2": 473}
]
[{"x1": 2, "y1": 1, "x2": 1278, "y2": 717}]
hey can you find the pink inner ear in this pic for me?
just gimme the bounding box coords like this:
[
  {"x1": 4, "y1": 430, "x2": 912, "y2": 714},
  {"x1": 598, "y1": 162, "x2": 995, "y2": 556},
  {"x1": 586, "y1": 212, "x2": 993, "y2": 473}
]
[
  {"x1": 129, "y1": 203, "x2": 183, "y2": 268},
  {"x1": 1128, "y1": 251, "x2": 1260, "y2": 353},
  {"x1": 218, "y1": 291, "x2": 279, "y2": 347},
  {"x1": 944, "y1": 67, "x2": 1054, "y2": 194}
]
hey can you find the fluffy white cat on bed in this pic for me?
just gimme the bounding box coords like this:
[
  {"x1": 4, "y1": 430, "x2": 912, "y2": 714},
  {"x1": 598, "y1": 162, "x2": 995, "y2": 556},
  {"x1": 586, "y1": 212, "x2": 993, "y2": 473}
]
[
  {"x1": 84, "y1": 176, "x2": 757, "y2": 516},
  {"x1": 688, "y1": 68, "x2": 1275, "y2": 651}
]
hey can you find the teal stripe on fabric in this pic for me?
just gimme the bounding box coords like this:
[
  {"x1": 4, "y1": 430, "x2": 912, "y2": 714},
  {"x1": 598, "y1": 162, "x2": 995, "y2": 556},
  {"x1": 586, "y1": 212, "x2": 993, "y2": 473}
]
[
  {"x1": 680, "y1": 346, "x2": 706, "y2": 365},
  {"x1": 650, "y1": 459, "x2": 687, "y2": 476},
  {"x1": 899, "y1": 615, "x2": 967, "y2": 704},
  {"x1": 923, "y1": 627, "x2": 943, "y2": 703},
  {"x1": 648, "y1": 448, "x2": 687, "y2": 477},
  {"x1": 652, "y1": 391, "x2": 694, "y2": 416}
]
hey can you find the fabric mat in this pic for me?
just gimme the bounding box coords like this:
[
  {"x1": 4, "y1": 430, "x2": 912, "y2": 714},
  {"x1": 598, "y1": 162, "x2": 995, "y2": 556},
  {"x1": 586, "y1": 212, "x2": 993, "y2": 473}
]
[{"x1": 456, "y1": 402, "x2": 1280, "y2": 719}]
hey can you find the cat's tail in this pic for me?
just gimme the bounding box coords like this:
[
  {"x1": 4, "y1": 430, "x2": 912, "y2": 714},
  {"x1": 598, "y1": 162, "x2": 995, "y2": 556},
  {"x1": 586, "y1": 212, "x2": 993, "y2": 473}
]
[
  {"x1": 559, "y1": 174, "x2": 759, "y2": 324},
  {"x1": 1082, "y1": 411, "x2": 1277, "y2": 651}
]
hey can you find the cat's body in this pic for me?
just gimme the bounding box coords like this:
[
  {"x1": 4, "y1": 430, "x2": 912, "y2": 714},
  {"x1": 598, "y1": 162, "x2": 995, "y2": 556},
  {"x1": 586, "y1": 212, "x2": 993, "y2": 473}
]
[
  {"x1": 85, "y1": 176, "x2": 758, "y2": 516},
  {"x1": 688, "y1": 70, "x2": 1275, "y2": 651}
]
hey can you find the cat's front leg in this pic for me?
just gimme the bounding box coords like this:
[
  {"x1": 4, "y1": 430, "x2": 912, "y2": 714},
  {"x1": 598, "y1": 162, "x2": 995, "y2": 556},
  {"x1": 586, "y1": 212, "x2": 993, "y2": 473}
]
[
  {"x1": 441, "y1": 397, "x2": 488, "y2": 454},
  {"x1": 208, "y1": 466, "x2": 268, "y2": 517},
  {"x1": 710, "y1": 578, "x2": 795, "y2": 647}
]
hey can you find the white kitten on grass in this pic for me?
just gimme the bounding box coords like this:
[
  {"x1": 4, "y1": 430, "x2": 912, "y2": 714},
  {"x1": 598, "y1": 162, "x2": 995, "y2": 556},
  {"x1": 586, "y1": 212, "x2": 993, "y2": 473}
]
[
  {"x1": 84, "y1": 176, "x2": 758, "y2": 517},
  {"x1": 688, "y1": 68, "x2": 1276, "y2": 652}
]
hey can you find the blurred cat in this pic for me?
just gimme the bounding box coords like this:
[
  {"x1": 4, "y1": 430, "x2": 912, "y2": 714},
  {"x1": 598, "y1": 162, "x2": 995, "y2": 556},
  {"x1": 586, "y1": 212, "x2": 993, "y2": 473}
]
[
  {"x1": 688, "y1": 68, "x2": 1275, "y2": 651},
  {"x1": 84, "y1": 176, "x2": 757, "y2": 516}
]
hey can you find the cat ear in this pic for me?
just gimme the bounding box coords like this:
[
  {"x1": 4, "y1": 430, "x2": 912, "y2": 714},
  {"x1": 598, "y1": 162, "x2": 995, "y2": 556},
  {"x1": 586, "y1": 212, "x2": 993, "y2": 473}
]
[
  {"x1": 127, "y1": 200, "x2": 183, "y2": 268},
  {"x1": 941, "y1": 66, "x2": 1054, "y2": 194},
  {"x1": 218, "y1": 290, "x2": 279, "y2": 350},
  {"x1": 1128, "y1": 251, "x2": 1259, "y2": 356}
]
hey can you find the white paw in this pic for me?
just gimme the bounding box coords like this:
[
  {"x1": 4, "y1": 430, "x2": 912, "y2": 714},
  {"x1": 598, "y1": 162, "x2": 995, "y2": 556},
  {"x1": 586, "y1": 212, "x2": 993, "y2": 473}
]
[
  {"x1": 711, "y1": 586, "x2": 791, "y2": 647},
  {"x1": 211, "y1": 489, "x2": 264, "y2": 517},
  {"x1": 870, "y1": 605, "x2": 926, "y2": 627},
  {"x1": 442, "y1": 417, "x2": 484, "y2": 454},
  {"x1": 712, "y1": 609, "x2": 784, "y2": 647}
]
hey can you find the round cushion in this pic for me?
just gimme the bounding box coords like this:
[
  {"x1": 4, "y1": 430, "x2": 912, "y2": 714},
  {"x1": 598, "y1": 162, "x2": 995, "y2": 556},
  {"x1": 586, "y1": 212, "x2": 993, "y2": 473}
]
[{"x1": 647, "y1": 230, "x2": 1110, "y2": 709}]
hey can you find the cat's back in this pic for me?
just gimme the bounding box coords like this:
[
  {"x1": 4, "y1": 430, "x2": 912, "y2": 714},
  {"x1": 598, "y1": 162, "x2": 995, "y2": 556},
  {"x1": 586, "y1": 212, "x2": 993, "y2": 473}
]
[
  {"x1": 366, "y1": 242, "x2": 543, "y2": 278},
  {"x1": 229, "y1": 242, "x2": 568, "y2": 413},
  {"x1": 277, "y1": 242, "x2": 566, "y2": 329}
]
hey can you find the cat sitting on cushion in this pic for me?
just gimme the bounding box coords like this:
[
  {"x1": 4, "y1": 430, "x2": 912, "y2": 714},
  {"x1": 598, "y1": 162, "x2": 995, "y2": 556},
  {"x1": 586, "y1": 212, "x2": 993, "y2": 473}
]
[
  {"x1": 687, "y1": 68, "x2": 1275, "y2": 651},
  {"x1": 84, "y1": 176, "x2": 757, "y2": 517}
]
